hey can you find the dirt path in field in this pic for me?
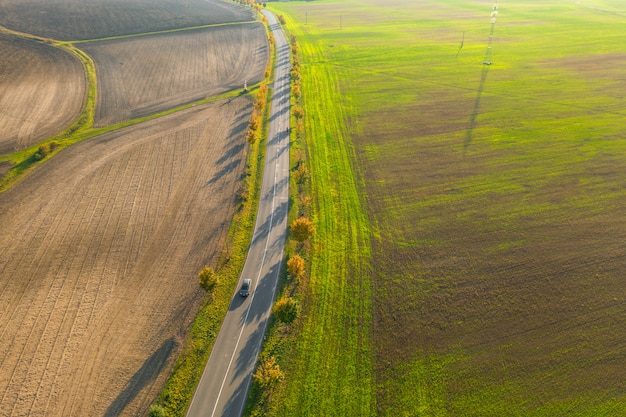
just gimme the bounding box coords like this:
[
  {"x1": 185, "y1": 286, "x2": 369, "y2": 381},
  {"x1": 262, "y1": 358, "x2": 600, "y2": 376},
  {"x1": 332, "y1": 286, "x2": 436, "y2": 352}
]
[{"x1": 0, "y1": 97, "x2": 252, "y2": 416}]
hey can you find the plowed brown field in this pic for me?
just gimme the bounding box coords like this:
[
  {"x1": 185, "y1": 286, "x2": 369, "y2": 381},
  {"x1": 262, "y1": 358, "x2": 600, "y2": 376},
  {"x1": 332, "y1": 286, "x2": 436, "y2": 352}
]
[
  {"x1": 0, "y1": 97, "x2": 252, "y2": 416},
  {"x1": 0, "y1": 33, "x2": 85, "y2": 154},
  {"x1": 0, "y1": 0, "x2": 255, "y2": 40},
  {"x1": 81, "y1": 23, "x2": 269, "y2": 126}
]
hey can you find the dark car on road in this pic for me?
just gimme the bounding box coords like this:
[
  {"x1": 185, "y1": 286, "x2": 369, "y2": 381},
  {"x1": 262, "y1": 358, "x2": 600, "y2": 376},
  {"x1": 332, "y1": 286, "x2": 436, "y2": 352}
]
[{"x1": 239, "y1": 279, "x2": 251, "y2": 297}]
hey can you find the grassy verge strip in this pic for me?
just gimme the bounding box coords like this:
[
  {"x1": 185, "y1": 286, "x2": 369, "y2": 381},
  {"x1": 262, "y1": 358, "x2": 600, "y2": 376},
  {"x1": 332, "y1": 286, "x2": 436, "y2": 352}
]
[{"x1": 245, "y1": 7, "x2": 375, "y2": 416}]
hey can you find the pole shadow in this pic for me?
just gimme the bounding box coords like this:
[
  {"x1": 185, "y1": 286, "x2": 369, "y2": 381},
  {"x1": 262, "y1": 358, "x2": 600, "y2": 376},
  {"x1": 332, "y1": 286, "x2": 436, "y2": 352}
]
[{"x1": 464, "y1": 64, "x2": 490, "y2": 152}]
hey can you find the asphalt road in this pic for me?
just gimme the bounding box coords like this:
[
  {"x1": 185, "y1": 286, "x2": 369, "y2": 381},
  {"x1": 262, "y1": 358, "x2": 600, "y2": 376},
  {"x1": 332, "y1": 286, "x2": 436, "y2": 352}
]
[{"x1": 185, "y1": 10, "x2": 290, "y2": 417}]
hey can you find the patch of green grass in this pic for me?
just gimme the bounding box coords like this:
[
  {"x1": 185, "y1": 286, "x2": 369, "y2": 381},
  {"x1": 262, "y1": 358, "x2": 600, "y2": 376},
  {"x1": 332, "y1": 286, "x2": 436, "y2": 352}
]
[{"x1": 263, "y1": 0, "x2": 626, "y2": 416}]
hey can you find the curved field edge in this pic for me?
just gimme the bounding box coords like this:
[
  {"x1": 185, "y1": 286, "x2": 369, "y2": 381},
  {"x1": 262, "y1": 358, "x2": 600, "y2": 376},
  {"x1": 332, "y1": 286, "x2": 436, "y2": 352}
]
[
  {"x1": 247, "y1": 6, "x2": 375, "y2": 416},
  {"x1": 0, "y1": 34, "x2": 85, "y2": 154},
  {"x1": 0, "y1": 22, "x2": 264, "y2": 194},
  {"x1": 0, "y1": 28, "x2": 95, "y2": 189}
]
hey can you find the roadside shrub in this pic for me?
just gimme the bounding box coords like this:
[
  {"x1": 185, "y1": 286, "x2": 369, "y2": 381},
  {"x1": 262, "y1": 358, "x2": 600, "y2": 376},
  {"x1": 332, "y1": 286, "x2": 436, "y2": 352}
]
[
  {"x1": 249, "y1": 112, "x2": 260, "y2": 131},
  {"x1": 253, "y1": 356, "x2": 284, "y2": 390},
  {"x1": 290, "y1": 66, "x2": 300, "y2": 81},
  {"x1": 199, "y1": 266, "x2": 219, "y2": 294},
  {"x1": 246, "y1": 129, "x2": 259, "y2": 144},
  {"x1": 292, "y1": 84, "x2": 301, "y2": 99},
  {"x1": 287, "y1": 254, "x2": 305, "y2": 280},
  {"x1": 290, "y1": 217, "x2": 314, "y2": 242},
  {"x1": 293, "y1": 163, "x2": 308, "y2": 184},
  {"x1": 254, "y1": 84, "x2": 268, "y2": 111},
  {"x1": 148, "y1": 405, "x2": 165, "y2": 417},
  {"x1": 273, "y1": 297, "x2": 299, "y2": 323},
  {"x1": 278, "y1": 14, "x2": 286, "y2": 25},
  {"x1": 292, "y1": 105, "x2": 304, "y2": 120}
]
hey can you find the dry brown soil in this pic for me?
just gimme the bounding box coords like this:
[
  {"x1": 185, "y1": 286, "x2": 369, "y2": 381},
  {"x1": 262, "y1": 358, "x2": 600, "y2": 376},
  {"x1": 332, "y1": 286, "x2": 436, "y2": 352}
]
[
  {"x1": 0, "y1": 0, "x2": 255, "y2": 40},
  {"x1": 0, "y1": 33, "x2": 85, "y2": 154},
  {"x1": 0, "y1": 97, "x2": 252, "y2": 416},
  {"x1": 81, "y1": 23, "x2": 269, "y2": 127}
]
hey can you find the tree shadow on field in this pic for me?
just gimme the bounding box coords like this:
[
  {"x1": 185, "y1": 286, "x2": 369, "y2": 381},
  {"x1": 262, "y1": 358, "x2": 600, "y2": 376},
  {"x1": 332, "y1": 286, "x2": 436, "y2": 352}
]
[
  {"x1": 216, "y1": 142, "x2": 245, "y2": 166},
  {"x1": 103, "y1": 338, "x2": 177, "y2": 417},
  {"x1": 230, "y1": 119, "x2": 249, "y2": 137},
  {"x1": 206, "y1": 159, "x2": 242, "y2": 185}
]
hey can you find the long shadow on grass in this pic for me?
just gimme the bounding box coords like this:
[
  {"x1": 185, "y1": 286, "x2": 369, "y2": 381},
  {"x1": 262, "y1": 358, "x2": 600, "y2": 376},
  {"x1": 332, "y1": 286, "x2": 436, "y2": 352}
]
[
  {"x1": 465, "y1": 63, "x2": 490, "y2": 152},
  {"x1": 103, "y1": 338, "x2": 176, "y2": 417}
]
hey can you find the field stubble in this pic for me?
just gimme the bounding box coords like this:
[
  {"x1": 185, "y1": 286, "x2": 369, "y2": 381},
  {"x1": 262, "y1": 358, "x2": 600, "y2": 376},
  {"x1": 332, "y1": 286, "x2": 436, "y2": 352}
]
[
  {"x1": 0, "y1": 0, "x2": 256, "y2": 40},
  {"x1": 81, "y1": 23, "x2": 269, "y2": 127},
  {"x1": 0, "y1": 97, "x2": 253, "y2": 416}
]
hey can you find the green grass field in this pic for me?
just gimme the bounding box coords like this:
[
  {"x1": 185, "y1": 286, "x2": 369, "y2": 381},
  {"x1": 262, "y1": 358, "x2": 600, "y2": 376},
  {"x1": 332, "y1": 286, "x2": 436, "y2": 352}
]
[{"x1": 266, "y1": 0, "x2": 626, "y2": 415}]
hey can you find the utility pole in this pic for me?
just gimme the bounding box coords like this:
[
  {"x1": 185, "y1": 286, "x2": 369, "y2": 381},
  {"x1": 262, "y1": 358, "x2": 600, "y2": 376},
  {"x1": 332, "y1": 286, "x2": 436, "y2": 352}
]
[{"x1": 483, "y1": 1, "x2": 498, "y2": 65}]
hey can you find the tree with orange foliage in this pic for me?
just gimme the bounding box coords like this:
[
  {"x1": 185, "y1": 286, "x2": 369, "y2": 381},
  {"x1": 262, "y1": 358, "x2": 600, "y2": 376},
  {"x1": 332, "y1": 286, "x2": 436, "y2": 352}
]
[
  {"x1": 287, "y1": 254, "x2": 305, "y2": 280},
  {"x1": 290, "y1": 217, "x2": 314, "y2": 242}
]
